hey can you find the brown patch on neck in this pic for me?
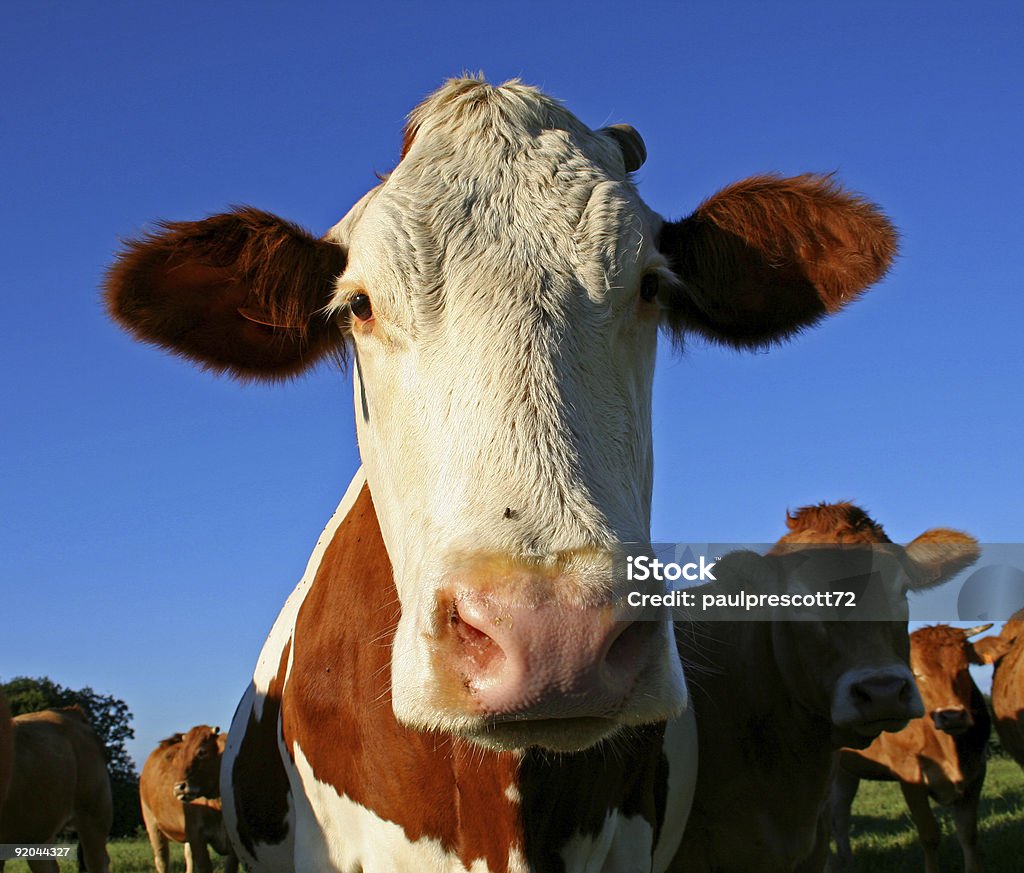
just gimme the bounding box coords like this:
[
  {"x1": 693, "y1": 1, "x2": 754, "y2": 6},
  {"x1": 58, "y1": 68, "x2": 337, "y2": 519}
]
[
  {"x1": 282, "y1": 484, "x2": 669, "y2": 870},
  {"x1": 283, "y1": 484, "x2": 522, "y2": 873}
]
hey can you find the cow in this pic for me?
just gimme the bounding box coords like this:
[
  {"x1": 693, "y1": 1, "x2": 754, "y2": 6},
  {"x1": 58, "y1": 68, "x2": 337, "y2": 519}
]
[
  {"x1": 0, "y1": 691, "x2": 11, "y2": 807},
  {"x1": 830, "y1": 624, "x2": 994, "y2": 873},
  {"x1": 139, "y1": 726, "x2": 238, "y2": 873},
  {"x1": 976, "y1": 609, "x2": 1024, "y2": 770},
  {"x1": 104, "y1": 77, "x2": 897, "y2": 872},
  {"x1": 0, "y1": 707, "x2": 112, "y2": 873},
  {"x1": 672, "y1": 503, "x2": 980, "y2": 872}
]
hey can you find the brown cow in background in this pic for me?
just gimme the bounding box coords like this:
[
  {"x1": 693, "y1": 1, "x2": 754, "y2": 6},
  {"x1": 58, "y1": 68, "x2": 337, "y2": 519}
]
[
  {"x1": 139, "y1": 725, "x2": 237, "y2": 873},
  {"x1": 830, "y1": 624, "x2": 994, "y2": 873},
  {"x1": 673, "y1": 503, "x2": 979, "y2": 873},
  {"x1": 976, "y1": 609, "x2": 1024, "y2": 771},
  {"x1": 0, "y1": 707, "x2": 112, "y2": 873}
]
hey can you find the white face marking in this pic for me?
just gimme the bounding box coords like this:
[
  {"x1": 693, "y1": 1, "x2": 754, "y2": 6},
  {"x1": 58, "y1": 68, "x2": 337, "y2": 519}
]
[{"x1": 324, "y1": 80, "x2": 684, "y2": 741}]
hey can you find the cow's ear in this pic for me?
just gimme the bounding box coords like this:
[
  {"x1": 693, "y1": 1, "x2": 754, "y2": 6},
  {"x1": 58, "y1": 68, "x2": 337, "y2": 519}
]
[
  {"x1": 971, "y1": 634, "x2": 1011, "y2": 665},
  {"x1": 903, "y1": 529, "x2": 980, "y2": 590},
  {"x1": 657, "y1": 174, "x2": 897, "y2": 348},
  {"x1": 104, "y1": 207, "x2": 347, "y2": 381}
]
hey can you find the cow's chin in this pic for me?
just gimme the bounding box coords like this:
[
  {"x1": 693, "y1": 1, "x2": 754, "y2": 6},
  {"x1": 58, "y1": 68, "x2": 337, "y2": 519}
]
[
  {"x1": 395, "y1": 706, "x2": 623, "y2": 752},
  {"x1": 464, "y1": 717, "x2": 621, "y2": 753},
  {"x1": 831, "y1": 718, "x2": 912, "y2": 749}
]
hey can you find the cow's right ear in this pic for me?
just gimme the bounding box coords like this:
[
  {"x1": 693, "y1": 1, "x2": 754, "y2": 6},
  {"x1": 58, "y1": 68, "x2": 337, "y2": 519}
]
[
  {"x1": 903, "y1": 529, "x2": 981, "y2": 590},
  {"x1": 104, "y1": 207, "x2": 347, "y2": 381}
]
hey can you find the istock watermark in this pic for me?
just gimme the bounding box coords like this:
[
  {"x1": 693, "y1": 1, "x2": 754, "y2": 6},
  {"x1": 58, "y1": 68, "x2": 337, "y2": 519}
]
[
  {"x1": 614, "y1": 543, "x2": 1024, "y2": 622},
  {"x1": 625, "y1": 554, "x2": 718, "y2": 582}
]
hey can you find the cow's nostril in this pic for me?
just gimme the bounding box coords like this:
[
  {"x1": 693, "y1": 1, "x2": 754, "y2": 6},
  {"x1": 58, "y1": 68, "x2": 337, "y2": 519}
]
[
  {"x1": 851, "y1": 675, "x2": 910, "y2": 705},
  {"x1": 604, "y1": 620, "x2": 652, "y2": 676},
  {"x1": 452, "y1": 603, "x2": 506, "y2": 676},
  {"x1": 851, "y1": 684, "x2": 872, "y2": 704}
]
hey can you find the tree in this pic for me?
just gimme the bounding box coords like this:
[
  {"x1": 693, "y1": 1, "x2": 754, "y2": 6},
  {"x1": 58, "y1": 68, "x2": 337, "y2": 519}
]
[{"x1": 2, "y1": 676, "x2": 141, "y2": 835}]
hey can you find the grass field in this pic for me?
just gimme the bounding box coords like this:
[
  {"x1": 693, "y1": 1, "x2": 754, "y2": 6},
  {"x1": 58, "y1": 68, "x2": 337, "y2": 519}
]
[
  {"x1": 4, "y1": 759, "x2": 1022, "y2": 870},
  {"x1": 841, "y1": 756, "x2": 1024, "y2": 872}
]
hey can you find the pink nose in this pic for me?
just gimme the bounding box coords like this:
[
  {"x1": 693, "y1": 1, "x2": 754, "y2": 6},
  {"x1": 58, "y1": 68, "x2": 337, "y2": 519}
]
[{"x1": 447, "y1": 591, "x2": 653, "y2": 719}]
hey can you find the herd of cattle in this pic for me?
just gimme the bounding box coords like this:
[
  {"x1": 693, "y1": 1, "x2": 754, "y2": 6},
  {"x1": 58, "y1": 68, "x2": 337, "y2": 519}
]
[
  {"x1": 2, "y1": 77, "x2": 1023, "y2": 871},
  {"x1": 1, "y1": 505, "x2": 1022, "y2": 871}
]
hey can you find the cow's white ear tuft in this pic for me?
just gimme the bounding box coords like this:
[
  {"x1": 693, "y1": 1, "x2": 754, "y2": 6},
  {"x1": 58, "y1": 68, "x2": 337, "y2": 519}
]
[{"x1": 904, "y1": 529, "x2": 980, "y2": 590}]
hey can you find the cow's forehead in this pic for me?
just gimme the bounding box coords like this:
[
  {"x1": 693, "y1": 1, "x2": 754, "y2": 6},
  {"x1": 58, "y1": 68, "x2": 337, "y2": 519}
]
[
  {"x1": 401, "y1": 77, "x2": 623, "y2": 173},
  {"x1": 327, "y1": 81, "x2": 664, "y2": 331}
]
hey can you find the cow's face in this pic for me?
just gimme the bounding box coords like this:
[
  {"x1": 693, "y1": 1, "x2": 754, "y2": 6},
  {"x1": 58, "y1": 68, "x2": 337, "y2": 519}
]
[
  {"x1": 105, "y1": 78, "x2": 897, "y2": 751},
  {"x1": 910, "y1": 625, "x2": 991, "y2": 735},
  {"x1": 172, "y1": 725, "x2": 223, "y2": 802},
  {"x1": 762, "y1": 548, "x2": 922, "y2": 747},
  {"x1": 763, "y1": 517, "x2": 980, "y2": 747},
  {"x1": 323, "y1": 83, "x2": 675, "y2": 748}
]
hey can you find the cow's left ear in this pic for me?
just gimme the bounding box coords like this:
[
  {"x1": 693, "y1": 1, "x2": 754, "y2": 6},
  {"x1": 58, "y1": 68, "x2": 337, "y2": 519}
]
[
  {"x1": 903, "y1": 529, "x2": 981, "y2": 590},
  {"x1": 105, "y1": 207, "x2": 347, "y2": 381},
  {"x1": 657, "y1": 174, "x2": 897, "y2": 348}
]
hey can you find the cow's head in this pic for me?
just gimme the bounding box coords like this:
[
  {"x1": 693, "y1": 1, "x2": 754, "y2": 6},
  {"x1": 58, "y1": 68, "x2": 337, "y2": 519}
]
[
  {"x1": 171, "y1": 725, "x2": 224, "y2": 802},
  {"x1": 764, "y1": 503, "x2": 981, "y2": 747},
  {"x1": 910, "y1": 624, "x2": 993, "y2": 735},
  {"x1": 105, "y1": 79, "x2": 896, "y2": 751}
]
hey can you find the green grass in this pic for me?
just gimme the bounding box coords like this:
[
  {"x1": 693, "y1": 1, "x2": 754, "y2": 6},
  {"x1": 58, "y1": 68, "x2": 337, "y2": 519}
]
[
  {"x1": 843, "y1": 757, "x2": 1024, "y2": 871},
  {"x1": 2, "y1": 836, "x2": 235, "y2": 872},
  {"x1": 4, "y1": 761, "x2": 1021, "y2": 870}
]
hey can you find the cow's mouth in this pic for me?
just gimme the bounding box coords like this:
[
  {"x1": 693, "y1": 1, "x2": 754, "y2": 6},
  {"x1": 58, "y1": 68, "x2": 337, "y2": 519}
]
[
  {"x1": 471, "y1": 715, "x2": 620, "y2": 752},
  {"x1": 937, "y1": 723, "x2": 970, "y2": 737},
  {"x1": 832, "y1": 716, "x2": 912, "y2": 748}
]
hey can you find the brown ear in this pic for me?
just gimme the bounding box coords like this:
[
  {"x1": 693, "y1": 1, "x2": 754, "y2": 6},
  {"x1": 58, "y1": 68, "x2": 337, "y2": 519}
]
[
  {"x1": 658, "y1": 174, "x2": 897, "y2": 348},
  {"x1": 903, "y1": 528, "x2": 981, "y2": 590},
  {"x1": 104, "y1": 207, "x2": 347, "y2": 380},
  {"x1": 972, "y1": 634, "x2": 1012, "y2": 665}
]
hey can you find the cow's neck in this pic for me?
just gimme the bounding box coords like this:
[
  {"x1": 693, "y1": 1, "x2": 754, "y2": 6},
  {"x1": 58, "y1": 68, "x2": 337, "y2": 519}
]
[
  {"x1": 281, "y1": 479, "x2": 668, "y2": 872},
  {"x1": 682, "y1": 620, "x2": 833, "y2": 844}
]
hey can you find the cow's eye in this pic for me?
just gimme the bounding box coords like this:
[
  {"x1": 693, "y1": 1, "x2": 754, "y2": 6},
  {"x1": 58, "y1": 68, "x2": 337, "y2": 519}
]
[
  {"x1": 349, "y1": 293, "x2": 373, "y2": 321},
  {"x1": 640, "y1": 274, "x2": 659, "y2": 303}
]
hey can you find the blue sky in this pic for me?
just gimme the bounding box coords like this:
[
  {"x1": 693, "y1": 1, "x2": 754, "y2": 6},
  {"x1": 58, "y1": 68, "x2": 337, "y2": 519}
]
[{"x1": 3, "y1": 2, "x2": 1021, "y2": 770}]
